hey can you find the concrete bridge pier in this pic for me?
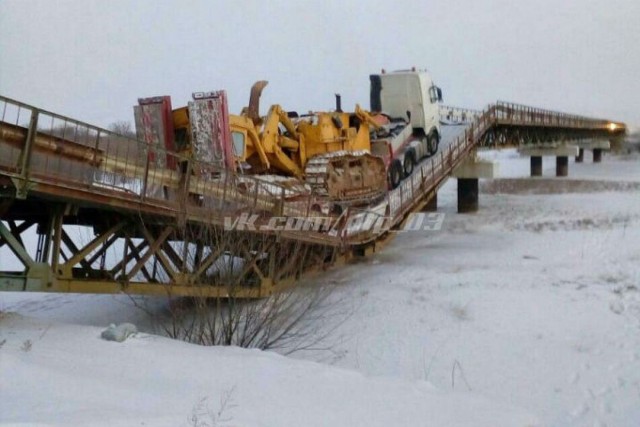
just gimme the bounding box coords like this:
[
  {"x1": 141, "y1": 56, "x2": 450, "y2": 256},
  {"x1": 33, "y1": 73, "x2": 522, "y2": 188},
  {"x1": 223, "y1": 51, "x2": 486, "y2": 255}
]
[
  {"x1": 556, "y1": 156, "x2": 569, "y2": 177},
  {"x1": 575, "y1": 140, "x2": 609, "y2": 163},
  {"x1": 519, "y1": 145, "x2": 579, "y2": 177},
  {"x1": 423, "y1": 192, "x2": 438, "y2": 212},
  {"x1": 593, "y1": 149, "x2": 603, "y2": 163},
  {"x1": 530, "y1": 156, "x2": 543, "y2": 176},
  {"x1": 457, "y1": 179, "x2": 478, "y2": 212},
  {"x1": 453, "y1": 153, "x2": 497, "y2": 213}
]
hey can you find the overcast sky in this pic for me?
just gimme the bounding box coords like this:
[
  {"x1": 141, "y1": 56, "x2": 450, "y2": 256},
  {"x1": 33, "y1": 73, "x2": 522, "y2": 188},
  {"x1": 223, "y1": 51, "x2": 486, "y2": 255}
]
[{"x1": 1, "y1": 0, "x2": 638, "y2": 130}]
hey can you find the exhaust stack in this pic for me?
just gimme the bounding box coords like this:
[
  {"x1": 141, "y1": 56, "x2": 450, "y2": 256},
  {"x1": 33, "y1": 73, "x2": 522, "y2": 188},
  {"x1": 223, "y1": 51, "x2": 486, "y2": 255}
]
[
  {"x1": 335, "y1": 93, "x2": 342, "y2": 113},
  {"x1": 248, "y1": 80, "x2": 269, "y2": 124}
]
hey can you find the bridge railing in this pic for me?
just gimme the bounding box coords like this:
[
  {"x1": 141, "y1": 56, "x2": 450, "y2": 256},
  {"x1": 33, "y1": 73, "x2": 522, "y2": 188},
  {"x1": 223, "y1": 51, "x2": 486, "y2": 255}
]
[
  {"x1": 0, "y1": 95, "x2": 316, "y2": 222},
  {"x1": 340, "y1": 100, "x2": 626, "y2": 244},
  {"x1": 494, "y1": 101, "x2": 612, "y2": 130},
  {"x1": 340, "y1": 106, "x2": 497, "y2": 244}
]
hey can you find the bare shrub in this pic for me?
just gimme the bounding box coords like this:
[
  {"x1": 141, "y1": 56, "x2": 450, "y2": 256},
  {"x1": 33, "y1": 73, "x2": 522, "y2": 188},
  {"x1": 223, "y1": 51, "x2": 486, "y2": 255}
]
[
  {"x1": 450, "y1": 302, "x2": 471, "y2": 321},
  {"x1": 188, "y1": 387, "x2": 237, "y2": 427},
  {"x1": 451, "y1": 359, "x2": 472, "y2": 391},
  {"x1": 20, "y1": 339, "x2": 32, "y2": 352},
  {"x1": 108, "y1": 120, "x2": 136, "y2": 138},
  {"x1": 159, "y1": 282, "x2": 346, "y2": 354},
  {"x1": 131, "y1": 221, "x2": 351, "y2": 355}
]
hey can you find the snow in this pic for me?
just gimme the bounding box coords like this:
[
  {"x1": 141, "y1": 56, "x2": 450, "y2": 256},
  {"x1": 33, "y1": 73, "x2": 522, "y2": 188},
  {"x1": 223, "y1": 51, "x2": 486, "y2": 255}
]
[
  {"x1": 440, "y1": 123, "x2": 468, "y2": 147},
  {"x1": 0, "y1": 314, "x2": 536, "y2": 427},
  {"x1": 306, "y1": 190, "x2": 640, "y2": 426},
  {"x1": 2, "y1": 150, "x2": 640, "y2": 426},
  {"x1": 294, "y1": 152, "x2": 640, "y2": 427}
]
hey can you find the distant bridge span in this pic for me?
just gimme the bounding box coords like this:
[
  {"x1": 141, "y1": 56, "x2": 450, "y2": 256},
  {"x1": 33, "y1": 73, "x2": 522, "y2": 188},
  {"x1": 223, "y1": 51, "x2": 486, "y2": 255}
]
[{"x1": 0, "y1": 95, "x2": 625, "y2": 297}]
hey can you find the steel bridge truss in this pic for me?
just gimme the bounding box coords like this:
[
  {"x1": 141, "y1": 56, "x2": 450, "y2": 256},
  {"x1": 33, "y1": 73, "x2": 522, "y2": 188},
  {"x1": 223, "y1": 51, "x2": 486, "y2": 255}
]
[
  {"x1": 478, "y1": 102, "x2": 624, "y2": 147},
  {"x1": 0, "y1": 200, "x2": 336, "y2": 297}
]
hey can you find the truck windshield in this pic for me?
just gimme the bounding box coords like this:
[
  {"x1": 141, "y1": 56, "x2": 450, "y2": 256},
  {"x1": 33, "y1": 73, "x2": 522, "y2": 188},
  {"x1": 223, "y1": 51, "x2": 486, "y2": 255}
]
[
  {"x1": 428, "y1": 86, "x2": 439, "y2": 104},
  {"x1": 231, "y1": 132, "x2": 245, "y2": 157}
]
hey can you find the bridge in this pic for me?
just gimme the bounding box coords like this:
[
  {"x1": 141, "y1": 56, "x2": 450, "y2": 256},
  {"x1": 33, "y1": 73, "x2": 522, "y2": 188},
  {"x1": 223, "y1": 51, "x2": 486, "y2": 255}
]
[{"x1": 0, "y1": 95, "x2": 626, "y2": 297}]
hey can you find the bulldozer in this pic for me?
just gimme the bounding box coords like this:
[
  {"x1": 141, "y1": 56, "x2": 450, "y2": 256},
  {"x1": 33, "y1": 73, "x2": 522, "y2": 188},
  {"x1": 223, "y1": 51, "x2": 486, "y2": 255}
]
[{"x1": 171, "y1": 81, "x2": 387, "y2": 203}]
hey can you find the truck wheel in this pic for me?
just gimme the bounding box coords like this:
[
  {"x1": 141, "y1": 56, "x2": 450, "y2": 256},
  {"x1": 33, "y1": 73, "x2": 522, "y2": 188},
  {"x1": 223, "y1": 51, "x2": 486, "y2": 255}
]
[
  {"x1": 428, "y1": 133, "x2": 440, "y2": 155},
  {"x1": 403, "y1": 150, "x2": 416, "y2": 176},
  {"x1": 389, "y1": 159, "x2": 403, "y2": 189}
]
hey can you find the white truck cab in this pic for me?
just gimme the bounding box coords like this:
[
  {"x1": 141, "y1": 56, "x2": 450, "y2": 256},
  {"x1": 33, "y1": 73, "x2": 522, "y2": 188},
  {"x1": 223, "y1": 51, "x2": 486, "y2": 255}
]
[
  {"x1": 370, "y1": 68, "x2": 442, "y2": 140},
  {"x1": 369, "y1": 68, "x2": 444, "y2": 188}
]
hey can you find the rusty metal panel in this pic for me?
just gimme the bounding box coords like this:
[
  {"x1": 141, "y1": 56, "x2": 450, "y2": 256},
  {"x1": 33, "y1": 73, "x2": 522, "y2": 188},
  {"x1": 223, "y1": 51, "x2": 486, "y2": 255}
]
[
  {"x1": 134, "y1": 96, "x2": 176, "y2": 169},
  {"x1": 134, "y1": 96, "x2": 176, "y2": 200},
  {"x1": 188, "y1": 91, "x2": 234, "y2": 173}
]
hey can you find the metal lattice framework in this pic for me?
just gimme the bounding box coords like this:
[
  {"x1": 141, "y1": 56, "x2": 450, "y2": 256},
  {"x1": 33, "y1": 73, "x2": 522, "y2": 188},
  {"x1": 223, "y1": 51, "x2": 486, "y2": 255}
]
[{"x1": 0, "y1": 95, "x2": 626, "y2": 296}]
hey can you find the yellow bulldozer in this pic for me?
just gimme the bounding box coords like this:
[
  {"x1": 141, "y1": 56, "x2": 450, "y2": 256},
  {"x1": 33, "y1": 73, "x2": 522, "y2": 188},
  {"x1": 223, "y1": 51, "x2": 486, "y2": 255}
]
[{"x1": 171, "y1": 81, "x2": 387, "y2": 202}]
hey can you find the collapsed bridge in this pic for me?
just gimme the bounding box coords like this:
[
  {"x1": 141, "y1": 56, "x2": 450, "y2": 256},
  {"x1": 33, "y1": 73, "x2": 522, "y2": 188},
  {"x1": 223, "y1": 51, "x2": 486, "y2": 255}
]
[{"x1": 0, "y1": 94, "x2": 626, "y2": 297}]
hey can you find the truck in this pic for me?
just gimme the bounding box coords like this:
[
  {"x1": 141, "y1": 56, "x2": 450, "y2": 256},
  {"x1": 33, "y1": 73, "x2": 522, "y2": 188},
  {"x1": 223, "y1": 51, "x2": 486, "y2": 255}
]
[
  {"x1": 368, "y1": 68, "x2": 443, "y2": 188},
  {"x1": 136, "y1": 84, "x2": 389, "y2": 205},
  {"x1": 132, "y1": 68, "x2": 444, "y2": 206},
  {"x1": 217, "y1": 68, "x2": 445, "y2": 193}
]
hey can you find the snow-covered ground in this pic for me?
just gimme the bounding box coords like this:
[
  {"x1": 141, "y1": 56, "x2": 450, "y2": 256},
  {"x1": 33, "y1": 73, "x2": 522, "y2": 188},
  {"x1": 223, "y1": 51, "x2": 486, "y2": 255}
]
[
  {"x1": 0, "y1": 314, "x2": 536, "y2": 427},
  {"x1": 2, "y1": 149, "x2": 639, "y2": 426}
]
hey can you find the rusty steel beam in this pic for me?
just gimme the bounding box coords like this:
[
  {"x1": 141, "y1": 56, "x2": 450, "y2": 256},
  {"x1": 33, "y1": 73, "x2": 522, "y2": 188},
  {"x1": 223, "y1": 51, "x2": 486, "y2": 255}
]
[
  {"x1": 59, "y1": 221, "x2": 125, "y2": 278},
  {"x1": 125, "y1": 226, "x2": 173, "y2": 281},
  {"x1": 125, "y1": 239, "x2": 154, "y2": 282},
  {"x1": 0, "y1": 220, "x2": 34, "y2": 268},
  {"x1": 110, "y1": 239, "x2": 148, "y2": 279},
  {"x1": 1, "y1": 121, "x2": 102, "y2": 166}
]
